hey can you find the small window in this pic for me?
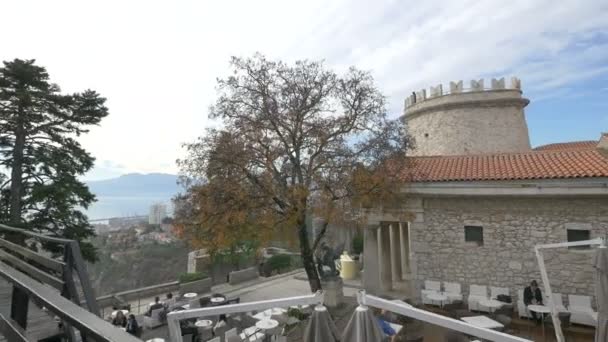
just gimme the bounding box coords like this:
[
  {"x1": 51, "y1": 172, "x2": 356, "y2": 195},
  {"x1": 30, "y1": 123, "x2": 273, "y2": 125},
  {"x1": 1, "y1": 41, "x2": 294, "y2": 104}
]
[
  {"x1": 465, "y1": 226, "x2": 483, "y2": 246},
  {"x1": 567, "y1": 229, "x2": 591, "y2": 249}
]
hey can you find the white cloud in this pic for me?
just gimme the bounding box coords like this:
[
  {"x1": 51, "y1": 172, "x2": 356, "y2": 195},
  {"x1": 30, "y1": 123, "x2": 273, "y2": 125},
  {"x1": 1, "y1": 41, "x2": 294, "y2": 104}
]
[{"x1": 1, "y1": 0, "x2": 607, "y2": 175}]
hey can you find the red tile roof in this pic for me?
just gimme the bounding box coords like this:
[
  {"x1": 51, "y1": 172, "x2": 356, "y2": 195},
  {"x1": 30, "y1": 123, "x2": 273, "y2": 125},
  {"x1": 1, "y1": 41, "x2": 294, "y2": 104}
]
[
  {"x1": 405, "y1": 143, "x2": 608, "y2": 182},
  {"x1": 534, "y1": 141, "x2": 599, "y2": 151}
]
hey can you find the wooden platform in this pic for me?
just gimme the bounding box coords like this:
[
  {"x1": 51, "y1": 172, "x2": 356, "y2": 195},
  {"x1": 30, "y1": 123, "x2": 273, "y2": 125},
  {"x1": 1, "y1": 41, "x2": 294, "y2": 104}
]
[{"x1": 0, "y1": 279, "x2": 62, "y2": 342}]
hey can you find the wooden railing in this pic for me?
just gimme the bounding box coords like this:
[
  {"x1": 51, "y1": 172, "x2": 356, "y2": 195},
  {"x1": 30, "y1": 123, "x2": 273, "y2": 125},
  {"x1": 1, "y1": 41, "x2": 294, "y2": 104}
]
[{"x1": 0, "y1": 224, "x2": 138, "y2": 342}]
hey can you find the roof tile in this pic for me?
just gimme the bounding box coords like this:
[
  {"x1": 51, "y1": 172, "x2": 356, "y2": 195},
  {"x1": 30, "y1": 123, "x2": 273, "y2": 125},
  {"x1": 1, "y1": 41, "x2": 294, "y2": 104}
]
[{"x1": 405, "y1": 143, "x2": 608, "y2": 182}]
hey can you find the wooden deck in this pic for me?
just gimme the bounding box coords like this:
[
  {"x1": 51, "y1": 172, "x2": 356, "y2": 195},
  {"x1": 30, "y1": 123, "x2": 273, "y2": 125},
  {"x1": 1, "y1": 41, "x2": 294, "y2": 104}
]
[{"x1": 0, "y1": 278, "x2": 62, "y2": 341}]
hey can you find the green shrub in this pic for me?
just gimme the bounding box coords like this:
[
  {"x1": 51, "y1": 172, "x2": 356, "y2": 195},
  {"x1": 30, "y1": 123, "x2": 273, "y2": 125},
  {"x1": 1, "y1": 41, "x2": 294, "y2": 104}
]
[
  {"x1": 352, "y1": 232, "x2": 364, "y2": 255},
  {"x1": 178, "y1": 272, "x2": 208, "y2": 283},
  {"x1": 267, "y1": 254, "x2": 292, "y2": 273}
]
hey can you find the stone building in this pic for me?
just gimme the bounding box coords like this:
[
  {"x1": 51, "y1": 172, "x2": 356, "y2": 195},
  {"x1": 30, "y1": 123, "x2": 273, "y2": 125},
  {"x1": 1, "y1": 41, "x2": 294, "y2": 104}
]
[{"x1": 362, "y1": 77, "x2": 608, "y2": 306}]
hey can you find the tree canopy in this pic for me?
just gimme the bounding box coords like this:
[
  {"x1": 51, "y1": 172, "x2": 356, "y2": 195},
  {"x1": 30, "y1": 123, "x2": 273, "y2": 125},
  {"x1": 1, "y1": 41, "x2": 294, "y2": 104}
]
[
  {"x1": 0, "y1": 59, "x2": 108, "y2": 261},
  {"x1": 177, "y1": 54, "x2": 410, "y2": 291}
]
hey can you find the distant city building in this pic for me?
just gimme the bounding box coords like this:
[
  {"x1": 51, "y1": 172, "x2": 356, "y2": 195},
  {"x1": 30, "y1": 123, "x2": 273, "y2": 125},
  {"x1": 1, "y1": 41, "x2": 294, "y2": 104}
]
[{"x1": 149, "y1": 203, "x2": 167, "y2": 225}]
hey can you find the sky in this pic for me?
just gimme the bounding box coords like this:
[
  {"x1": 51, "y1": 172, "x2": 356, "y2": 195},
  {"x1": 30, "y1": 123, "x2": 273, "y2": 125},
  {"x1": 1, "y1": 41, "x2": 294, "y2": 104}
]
[{"x1": 1, "y1": 0, "x2": 607, "y2": 180}]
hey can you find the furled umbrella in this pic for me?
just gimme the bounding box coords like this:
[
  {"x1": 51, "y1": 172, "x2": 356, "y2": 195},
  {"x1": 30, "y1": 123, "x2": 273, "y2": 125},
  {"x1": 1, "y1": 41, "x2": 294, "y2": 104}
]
[
  {"x1": 594, "y1": 243, "x2": 608, "y2": 342},
  {"x1": 303, "y1": 305, "x2": 339, "y2": 342},
  {"x1": 341, "y1": 305, "x2": 384, "y2": 342}
]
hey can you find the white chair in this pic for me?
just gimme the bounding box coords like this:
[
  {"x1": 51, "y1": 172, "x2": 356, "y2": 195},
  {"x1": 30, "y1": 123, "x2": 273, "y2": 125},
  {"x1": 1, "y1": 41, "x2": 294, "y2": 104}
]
[
  {"x1": 421, "y1": 280, "x2": 441, "y2": 305},
  {"x1": 143, "y1": 308, "x2": 165, "y2": 328},
  {"x1": 546, "y1": 293, "x2": 568, "y2": 313},
  {"x1": 443, "y1": 282, "x2": 463, "y2": 303},
  {"x1": 568, "y1": 294, "x2": 597, "y2": 326},
  {"x1": 517, "y1": 289, "x2": 532, "y2": 319},
  {"x1": 467, "y1": 285, "x2": 487, "y2": 311}
]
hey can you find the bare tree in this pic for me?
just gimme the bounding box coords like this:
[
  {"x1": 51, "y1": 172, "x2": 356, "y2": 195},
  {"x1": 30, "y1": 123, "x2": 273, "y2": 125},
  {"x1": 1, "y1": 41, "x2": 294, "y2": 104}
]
[{"x1": 178, "y1": 54, "x2": 410, "y2": 291}]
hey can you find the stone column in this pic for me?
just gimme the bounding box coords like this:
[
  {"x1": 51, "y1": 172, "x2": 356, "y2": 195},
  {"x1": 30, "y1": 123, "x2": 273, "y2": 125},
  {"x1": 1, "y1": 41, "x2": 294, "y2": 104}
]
[
  {"x1": 362, "y1": 225, "x2": 381, "y2": 294},
  {"x1": 389, "y1": 223, "x2": 402, "y2": 282},
  {"x1": 399, "y1": 222, "x2": 409, "y2": 278},
  {"x1": 378, "y1": 224, "x2": 392, "y2": 292}
]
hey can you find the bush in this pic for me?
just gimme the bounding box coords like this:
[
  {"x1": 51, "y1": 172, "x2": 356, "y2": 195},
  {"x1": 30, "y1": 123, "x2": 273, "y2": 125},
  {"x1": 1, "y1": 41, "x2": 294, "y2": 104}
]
[
  {"x1": 352, "y1": 232, "x2": 364, "y2": 255},
  {"x1": 178, "y1": 272, "x2": 208, "y2": 283},
  {"x1": 267, "y1": 254, "x2": 292, "y2": 273}
]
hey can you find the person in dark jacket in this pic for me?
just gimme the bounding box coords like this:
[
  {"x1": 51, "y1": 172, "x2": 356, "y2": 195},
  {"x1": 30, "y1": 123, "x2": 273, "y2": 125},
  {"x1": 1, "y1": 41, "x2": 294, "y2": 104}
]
[
  {"x1": 146, "y1": 296, "x2": 165, "y2": 316},
  {"x1": 523, "y1": 280, "x2": 544, "y2": 322},
  {"x1": 111, "y1": 310, "x2": 127, "y2": 327},
  {"x1": 125, "y1": 314, "x2": 140, "y2": 336}
]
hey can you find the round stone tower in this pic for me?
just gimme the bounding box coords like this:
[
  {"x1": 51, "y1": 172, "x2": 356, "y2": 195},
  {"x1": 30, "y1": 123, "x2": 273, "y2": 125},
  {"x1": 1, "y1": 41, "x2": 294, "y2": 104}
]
[{"x1": 403, "y1": 77, "x2": 531, "y2": 156}]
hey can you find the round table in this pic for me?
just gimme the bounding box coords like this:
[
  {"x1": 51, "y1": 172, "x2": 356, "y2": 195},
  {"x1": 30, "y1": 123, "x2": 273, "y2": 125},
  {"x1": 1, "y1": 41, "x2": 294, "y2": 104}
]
[
  {"x1": 210, "y1": 296, "x2": 226, "y2": 304},
  {"x1": 256, "y1": 318, "x2": 279, "y2": 330},
  {"x1": 111, "y1": 310, "x2": 129, "y2": 319},
  {"x1": 195, "y1": 319, "x2": 213, "y2": 328},
  {"x1": 528, "y1": 305, "x2": 551, "y2": 339},
  {"x1": 426, "y1": 293, "x2": 449, "y2": 307},
  {"x1": 478, "y1": 299, "x2": 504, "y2": 313},
  {"x1": 183, "y1": 292, "x2": 197, "y2": 299}
]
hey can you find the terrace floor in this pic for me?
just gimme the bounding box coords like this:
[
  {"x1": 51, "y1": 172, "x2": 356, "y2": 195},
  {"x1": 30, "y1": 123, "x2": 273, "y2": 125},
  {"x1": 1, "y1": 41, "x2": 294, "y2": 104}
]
[{"x1": 140, "y1": 272, "x2": 597, "y2": 342}]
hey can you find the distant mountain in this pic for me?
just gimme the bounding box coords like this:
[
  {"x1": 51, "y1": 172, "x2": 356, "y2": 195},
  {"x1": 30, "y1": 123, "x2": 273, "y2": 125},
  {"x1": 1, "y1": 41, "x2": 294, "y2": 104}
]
[
  {"x1": 87, "y1": 173, "x2": 180, "y2": 197},
  {"x1": 85, "y1": 173, "x2": 181, "y2": 219}
]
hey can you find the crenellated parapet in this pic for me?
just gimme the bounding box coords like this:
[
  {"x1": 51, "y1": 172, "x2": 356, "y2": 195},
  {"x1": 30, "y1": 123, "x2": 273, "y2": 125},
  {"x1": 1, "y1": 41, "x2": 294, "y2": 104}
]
[{"x1": 405, "y1": 77, "x2": 522, "y2": 109}]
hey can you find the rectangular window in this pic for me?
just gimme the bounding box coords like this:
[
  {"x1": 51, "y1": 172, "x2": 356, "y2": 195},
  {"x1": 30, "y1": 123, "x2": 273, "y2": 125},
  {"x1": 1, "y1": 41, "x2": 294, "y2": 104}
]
[
  {"x1": 464, "y1": 226, "x2": 483, "y2": 246},
  {"x1": 567, "y1": 229, "x2": 591, "y2": 249}
]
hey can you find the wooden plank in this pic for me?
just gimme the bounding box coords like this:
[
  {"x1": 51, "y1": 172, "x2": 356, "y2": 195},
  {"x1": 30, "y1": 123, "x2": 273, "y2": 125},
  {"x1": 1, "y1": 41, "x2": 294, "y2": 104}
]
[
  {"x1": 0, "y1": 250, "x2": 64, "y2": 291},
  {"x1": 0, "y1": 263, "x2": 141, "y2": 342},
  {"x1": 0, "y1": 238, "x2": 65, "y2": 273},
  {"x1": 0, "y1": 224, "x2": 72, "y2": 245},
  {"x1": 0, "y1": 313, "x2": 30, "y2": 342}
]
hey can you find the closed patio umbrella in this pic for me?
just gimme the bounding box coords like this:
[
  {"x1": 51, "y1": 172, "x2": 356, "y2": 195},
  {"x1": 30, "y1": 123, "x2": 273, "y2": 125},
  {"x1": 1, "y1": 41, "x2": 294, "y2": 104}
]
[
  {"x1": 303, "y1": 305, "x2": 339, "y2": 342},
  {"x1": 341, "y1": 305, "x2": 383, "y2": 342},
  {"x1": 594, "y1": 245, "x2": 608, "y2": 342}
]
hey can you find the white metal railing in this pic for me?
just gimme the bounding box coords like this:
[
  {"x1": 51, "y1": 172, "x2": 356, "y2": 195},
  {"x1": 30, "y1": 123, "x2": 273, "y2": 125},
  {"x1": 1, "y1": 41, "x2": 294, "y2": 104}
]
[
  {"x1": 359, "y1": 291, "x2": 532, "y2": 342},
  {"x1": 535, "y1": 237, "x2": 606, "y2": 342},
  {"x1": 166, "y1": 291, "x2": 325, "y2": 342}
]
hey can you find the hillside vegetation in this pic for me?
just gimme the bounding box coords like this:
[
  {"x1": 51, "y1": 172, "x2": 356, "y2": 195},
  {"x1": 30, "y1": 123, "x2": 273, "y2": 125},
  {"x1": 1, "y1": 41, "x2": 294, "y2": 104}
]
[{"x1": 87, "y1": 240, "x2": 188, "y2": 296}]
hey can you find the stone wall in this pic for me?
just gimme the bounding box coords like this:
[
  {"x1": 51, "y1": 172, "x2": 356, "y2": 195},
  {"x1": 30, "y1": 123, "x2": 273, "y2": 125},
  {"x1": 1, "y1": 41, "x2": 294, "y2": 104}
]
[{"x1": 411, "y1": 197, "x2": 608, "y2": 308}]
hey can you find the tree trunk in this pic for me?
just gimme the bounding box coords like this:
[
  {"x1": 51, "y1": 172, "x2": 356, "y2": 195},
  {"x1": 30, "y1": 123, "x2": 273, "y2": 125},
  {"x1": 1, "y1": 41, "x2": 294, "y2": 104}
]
[
  {"x1": 9, "y1": 119, "x2": 25, "y2": 226},
  {"x1": 298, "y1": 219, "x2": 322, "y2": 292}
]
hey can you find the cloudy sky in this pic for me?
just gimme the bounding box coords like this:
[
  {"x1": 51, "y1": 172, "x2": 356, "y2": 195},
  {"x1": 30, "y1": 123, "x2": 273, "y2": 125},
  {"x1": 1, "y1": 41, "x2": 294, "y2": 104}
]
[{"x1": 2, "y1": 0, "x2": 607, "y2": 180}]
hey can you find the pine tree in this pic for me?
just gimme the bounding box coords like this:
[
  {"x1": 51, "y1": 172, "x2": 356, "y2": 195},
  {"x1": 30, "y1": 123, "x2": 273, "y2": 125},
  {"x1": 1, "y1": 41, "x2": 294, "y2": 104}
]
[{"x1": 0, "y1": 59, "x2": 108, "y2": 261}]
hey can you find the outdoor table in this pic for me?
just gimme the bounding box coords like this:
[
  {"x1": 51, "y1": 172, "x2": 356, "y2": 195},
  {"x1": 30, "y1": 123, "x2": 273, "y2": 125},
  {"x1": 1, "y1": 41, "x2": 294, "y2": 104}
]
[
  {"x1": 256, "y1": 318, "x2": 279, "y2": 330},
  {"x1": 111, "y1": 309, "x2": 128, "y2": 318},
  {"x1": 210, "y1": 296, "x2": 226, "y2": 305},
  {"x1": 195, "y1": 319, "x2": 213, "y2": 328},
  {"x1": 528, "y1": 304, "x2": 551, "y2": 340},
  {"x1": 461, "y1": 315, "x2": 504, "y2": 330},
  {"x1": 478, "y1": 299, "x2": 504, "y2": 313},
  {"x1": 426, "y1": 292, "x2": 449, "y2": 307},
  {"x1": 183, "y1": 292, "x2": 197, "y2": 299},
  {"x1": 240, "y1": 326, "x2": 265, "y2": 342},
  {"x1": 253, "y1": 308, "x2": 287, "y2": 320}
]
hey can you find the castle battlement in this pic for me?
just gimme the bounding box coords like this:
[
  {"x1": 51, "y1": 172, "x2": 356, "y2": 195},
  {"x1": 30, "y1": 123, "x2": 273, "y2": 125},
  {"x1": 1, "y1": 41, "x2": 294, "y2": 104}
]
[{"x1": 404, "y1": 77, "x2": 522, "y2": 109}]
